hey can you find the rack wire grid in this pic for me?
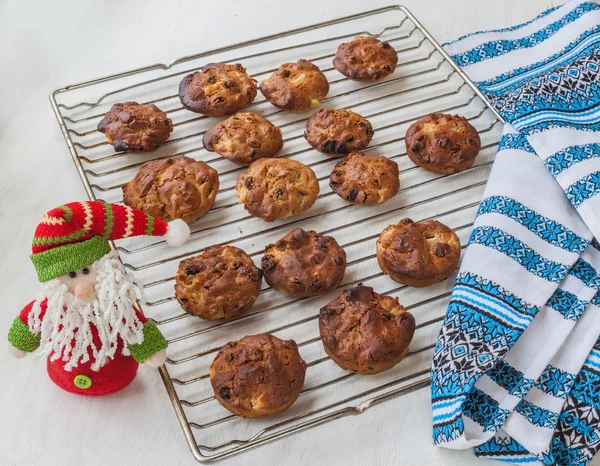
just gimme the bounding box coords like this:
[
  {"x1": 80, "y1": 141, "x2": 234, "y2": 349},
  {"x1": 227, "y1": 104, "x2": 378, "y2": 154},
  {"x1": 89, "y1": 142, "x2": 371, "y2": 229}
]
[{"x1": 49, "y1": 5, "x2": 505, "y2": 463}]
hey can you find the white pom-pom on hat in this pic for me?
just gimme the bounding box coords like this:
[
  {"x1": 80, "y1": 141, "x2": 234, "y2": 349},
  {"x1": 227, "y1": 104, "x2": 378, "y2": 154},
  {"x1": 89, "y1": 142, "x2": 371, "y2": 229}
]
[{"x1": 165, "y1": 219, "x2": 190, "y2": 247}]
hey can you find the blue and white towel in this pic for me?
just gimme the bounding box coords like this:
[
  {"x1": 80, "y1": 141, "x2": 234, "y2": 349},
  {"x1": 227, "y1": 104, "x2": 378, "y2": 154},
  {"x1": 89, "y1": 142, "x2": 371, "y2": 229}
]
[{"x1": 432, "y1": 1, "x2": 600, "y2": 464}]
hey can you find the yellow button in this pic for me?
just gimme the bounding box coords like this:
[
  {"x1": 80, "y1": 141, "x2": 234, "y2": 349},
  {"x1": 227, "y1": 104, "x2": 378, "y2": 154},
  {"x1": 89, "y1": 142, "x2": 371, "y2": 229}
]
[{"x1": 74, "y1": 374, "x2": 92, "y2": 389}]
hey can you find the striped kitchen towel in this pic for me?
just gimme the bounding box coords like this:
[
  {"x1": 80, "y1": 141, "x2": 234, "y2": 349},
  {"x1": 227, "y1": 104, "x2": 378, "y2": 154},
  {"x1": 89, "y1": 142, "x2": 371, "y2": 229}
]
[{"x1": 431, "y1": 1, "x2": 600, "y2": 464}]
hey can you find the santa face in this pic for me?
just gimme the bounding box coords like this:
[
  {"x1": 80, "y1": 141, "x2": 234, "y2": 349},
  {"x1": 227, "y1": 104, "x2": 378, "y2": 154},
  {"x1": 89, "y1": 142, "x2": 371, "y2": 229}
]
[
  {"x1": 28, "y1": 252, "x2": 145, "y2": 371},
  {"x1": 57, "y1": 265, "x2": 99, "y2": 301}
]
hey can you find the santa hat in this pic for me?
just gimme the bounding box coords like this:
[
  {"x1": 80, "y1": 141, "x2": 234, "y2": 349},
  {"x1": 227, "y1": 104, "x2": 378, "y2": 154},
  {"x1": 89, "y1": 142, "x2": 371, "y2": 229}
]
[{"x1": 30, "y1": 201, "x2": 190, "y2": 282}]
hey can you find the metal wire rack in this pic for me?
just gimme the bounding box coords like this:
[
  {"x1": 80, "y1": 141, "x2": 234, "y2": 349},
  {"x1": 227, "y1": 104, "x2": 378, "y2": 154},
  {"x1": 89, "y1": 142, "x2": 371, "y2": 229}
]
[{"x1": 49, "y1": 5, "x2": 504, "y2": 463}]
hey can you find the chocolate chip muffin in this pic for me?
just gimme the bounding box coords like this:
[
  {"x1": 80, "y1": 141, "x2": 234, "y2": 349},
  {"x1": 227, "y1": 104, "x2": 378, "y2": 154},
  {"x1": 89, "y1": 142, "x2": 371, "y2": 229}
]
[
  {"x1": 174, "y1": 245, "x2": 262, "y2": 320},
  {"x1": 376, "y1": 218, "x2": 461, "y2": 287},
  {"x1": 262, "y1": 228, "x2": 346, "y2": 297},
  {"x1": 236, "y1": 158, "x2": 320, "y2": 222},
  {"x1": 97, "y1": 102, "x2": 173, "y2": 152},
  {"x1": 333, "y1": 36, "x2": 398, "y2": 82},
  {"x1": 405, "y1": 113, "x2": 481, "y2": 174},
  {"x1": 259, "y1": 59, "x2": 330, "y2": 112},
  {"x1": 179, "y1": 63, "x2": 257, "y2": 116},
  {"x1": 122, "y1": 155, "x2": 219, "y2": 224},
  {"x1": 203, "y1": 112, "x2": 283, "y2": 165},
  {"x1": 210, "y1": 334, "x2": 307, "y2": 418},
  {"x1": 329, "y1": 152, "x2": 399, "y2": 205},
  {"x1": 304, "y1": 108, "x2": 374, "y2": 157},
  {"x1": 319, "y1": 285, "x2": 415, "y2": 375}
]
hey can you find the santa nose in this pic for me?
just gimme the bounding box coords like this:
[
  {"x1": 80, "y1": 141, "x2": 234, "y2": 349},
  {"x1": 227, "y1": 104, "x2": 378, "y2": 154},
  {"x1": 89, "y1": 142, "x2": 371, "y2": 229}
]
[{"x1": 74, "y1": 282, "x2": 95, "y2": 300}]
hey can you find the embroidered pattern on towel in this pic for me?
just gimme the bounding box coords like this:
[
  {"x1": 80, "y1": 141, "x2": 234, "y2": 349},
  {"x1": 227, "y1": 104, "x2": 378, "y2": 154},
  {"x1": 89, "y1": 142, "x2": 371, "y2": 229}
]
[
  {"x1": 475, "y1": 337, "x2": 600, "y2": 464},
  {"x1": 432, "y1": 3, "x2": 600, "y2": 464}
]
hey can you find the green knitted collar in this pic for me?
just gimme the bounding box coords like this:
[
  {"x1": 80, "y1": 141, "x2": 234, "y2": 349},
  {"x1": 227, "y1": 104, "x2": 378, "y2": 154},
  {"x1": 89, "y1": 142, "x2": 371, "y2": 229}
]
[{"x1": 30, "y1": 236, "x2": 111, "y2": 282}]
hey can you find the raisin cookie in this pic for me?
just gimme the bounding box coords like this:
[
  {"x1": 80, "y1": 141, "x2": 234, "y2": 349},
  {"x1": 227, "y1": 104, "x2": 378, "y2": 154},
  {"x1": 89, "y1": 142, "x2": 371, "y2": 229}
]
[
  {"x1": 97, "y1": 102, "x2": 173, "y2": 152},
  {"x1": 376, "y1": 218, "x2": 461, "y2": 287},
  {"x1": 179, "y1": 63, "x2": 257, "y2": 116},
  {"x1": 122, "y1": 155, "x2": 219, "y2": 224},
  {"x1": 304, "y1": 108, "x2": 374, "y2": 157},
  {"x1": 333, "y1": 36, "x2": 398, "y2": 82},
  {"x1": 174, "y1": 245, "x2": 262, "y2": 320},
  {"x1": 319, "y1": 285, "x2": 415, "y2": 375},
  {"x1": 405, "y1": 113, "x2": 481, "y2": 174},
  {"x1": 210, "y1": 334, "x2": 307, "y2": 418},
  {"x1": 203, "y1": 112, "x2": 283, "y2": 165},
  {"x1": 329, "y1": 152, "x2": 399, "y2": 205},
  {"x1": 236, "y1": 158, "x2": 320, "y2": 222},
  {"x1": 260, "y1": 60, "x2": 330, "y2": 112},
  {"x1": 262, "y1": 228, "x2": 347, "y2": 297}
]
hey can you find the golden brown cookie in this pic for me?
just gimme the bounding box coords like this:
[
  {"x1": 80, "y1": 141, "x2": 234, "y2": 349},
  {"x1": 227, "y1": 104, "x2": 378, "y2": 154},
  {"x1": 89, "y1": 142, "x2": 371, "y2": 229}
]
[
  {"x1": 259, "y1": 60, "x2": 330, "y2": 112},
  {"x1": 261, "y1": 228, "x2": 346, "y2": 297},
  {"x1": 319, "y1": 285, "x2": 415, "y2": 375},
  {"x1": 329, "y1": 152, "x2": 399, "y2": 205},
  {"x1": 333, "y1": 36, "x2": 398, "y2": 82},
  {"x1": 376, "y1": 218, "x2": 461, "y2": 287},
  {"x1": 178, "y1": 63, "x2": 257, "y2": 116},
  {"x1": 210, "y1": 334, "x2": 307, "y2": 418},
  {"x1": 405, "y1": 113, "x2": 481, "y2": 174},
  {"x1": 174, "y1": 245, "x2": 262, "y2": 320},
  {"x1": 203, "y1": 112, "x2": 283, "y2": 165},
  {"x1": 97, "y1": 102, "x2": 173, "y2": 152},
  {"x1": 304, "y1": 108, "x2": 374, "y2": 157},
  {"x1": 122, "y1": 155, "x2": 219, "y2": 224},
  {"x1": 236, "y1": 158, "x2": 320, "y2": 222}
]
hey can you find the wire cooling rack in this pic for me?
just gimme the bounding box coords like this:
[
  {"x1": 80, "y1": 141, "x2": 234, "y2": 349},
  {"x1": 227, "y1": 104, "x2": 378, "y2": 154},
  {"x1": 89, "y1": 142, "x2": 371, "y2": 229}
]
[{"x1": 49, "y1": 5, "x2": 504, "y2": 463}]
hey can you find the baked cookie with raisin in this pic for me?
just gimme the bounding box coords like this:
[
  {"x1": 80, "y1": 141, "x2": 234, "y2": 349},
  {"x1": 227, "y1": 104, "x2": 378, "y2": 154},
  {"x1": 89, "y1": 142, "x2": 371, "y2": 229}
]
[
  {"x1": 97, "y1": 101, "x2": 173, "y2": 152},
  {"x1": 260, "y1": 60, "x2": 329, "y2": 112},
  {"x1": 262, "y1": 228, "x2": 347, "y2": 297},
  {"x1": 179, "y1": 63, "x2": 257, "y2": 116},
  {"x1": 376, "y1": 218, "x2": 461, "y2": 287},
  {"x1": 304, "y1": 108, "x2": 373, "y2": 157},
  {"x1": 235, "y1": 158, "x2": 319, "y2": 222},
  {"x1": 405, "y1": 113, "x2": 481, "y2": 174},
  {"x1": 333, "y1": 36, "x2": 398, "y2": 82},
  {"x1": 210, "y1": 334, "x2": 306, "y2": 418},
  {"x1": 329, "y1": 152, "x2": 399, "y2": 205},
  {"x1": 174, "y1": 245, "x2": 262, "y2": 320},
  {"x1": 122, "y1": 155, "x2": 219, "y2": 224},
  {"x1": 319, "y1": 285, "x2": 415, "y2": 374},
  {"x1": 203, "y1": 112, "x2": 283, "y2": 165}
]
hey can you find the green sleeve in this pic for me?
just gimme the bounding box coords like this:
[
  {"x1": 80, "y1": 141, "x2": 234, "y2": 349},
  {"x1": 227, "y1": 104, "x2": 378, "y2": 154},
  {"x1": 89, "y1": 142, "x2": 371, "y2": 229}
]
[
  {"x1": 128, "y1": 321, "x2": 168, "y2": 363},
  {"x1": 8, "y1": 317, "x2": 40, "y2": 353}
]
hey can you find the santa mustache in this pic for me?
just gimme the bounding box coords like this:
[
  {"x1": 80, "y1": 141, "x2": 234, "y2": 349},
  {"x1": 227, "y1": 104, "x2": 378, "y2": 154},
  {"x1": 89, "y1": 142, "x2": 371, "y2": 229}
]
[{"x1": 28, "y1": 252, "x2": 146, "y2": 371}]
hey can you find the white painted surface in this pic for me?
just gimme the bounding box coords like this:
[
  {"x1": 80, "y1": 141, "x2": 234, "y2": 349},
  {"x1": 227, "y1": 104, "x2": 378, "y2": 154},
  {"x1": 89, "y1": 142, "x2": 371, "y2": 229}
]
[{"x1": 2, "y1": 1, "x2": 590, "y2": 465}]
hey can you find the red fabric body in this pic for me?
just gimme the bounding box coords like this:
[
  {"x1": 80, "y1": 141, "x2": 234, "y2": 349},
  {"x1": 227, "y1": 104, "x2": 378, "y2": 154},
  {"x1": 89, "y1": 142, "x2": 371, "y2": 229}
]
[{"x1": 20, "y1": 300, "x2": 148, "y2": 397}]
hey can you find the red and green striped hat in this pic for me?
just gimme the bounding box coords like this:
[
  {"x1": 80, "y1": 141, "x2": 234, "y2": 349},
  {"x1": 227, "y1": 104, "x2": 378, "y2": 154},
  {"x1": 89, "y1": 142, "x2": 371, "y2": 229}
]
[{"x1": 31, "y1": 201, "x2": 189, "y2": 282}]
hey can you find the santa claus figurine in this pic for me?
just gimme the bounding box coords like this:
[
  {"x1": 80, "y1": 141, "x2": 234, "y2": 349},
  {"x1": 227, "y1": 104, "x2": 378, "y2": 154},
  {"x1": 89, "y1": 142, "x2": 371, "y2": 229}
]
[{"x1": 7, "y1": 201, "x2": 189, "y2": 396}]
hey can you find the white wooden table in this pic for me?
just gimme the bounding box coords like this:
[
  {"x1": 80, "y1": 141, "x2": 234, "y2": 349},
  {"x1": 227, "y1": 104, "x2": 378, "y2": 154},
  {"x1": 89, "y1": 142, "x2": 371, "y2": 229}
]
[{"x1": 1, "y1": 1, "x2": 582, "y2": 465}]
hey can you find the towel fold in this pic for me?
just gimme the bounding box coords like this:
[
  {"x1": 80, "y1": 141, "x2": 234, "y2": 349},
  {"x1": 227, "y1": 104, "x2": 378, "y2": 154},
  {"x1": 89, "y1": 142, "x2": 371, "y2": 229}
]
[{"x1": 432, "y1": 1, "x2": 600, "y2": 464}]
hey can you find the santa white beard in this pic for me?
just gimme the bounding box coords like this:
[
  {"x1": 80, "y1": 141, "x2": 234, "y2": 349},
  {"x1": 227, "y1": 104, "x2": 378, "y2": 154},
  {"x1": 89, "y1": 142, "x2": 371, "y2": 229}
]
[{"x1": 28, "y1": 252, "x2": 146, "y2": 371}]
